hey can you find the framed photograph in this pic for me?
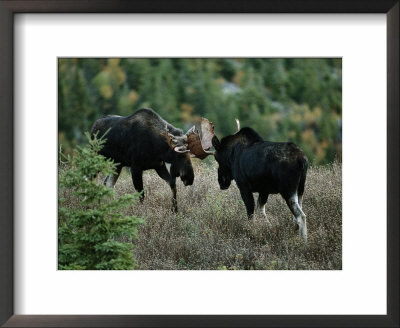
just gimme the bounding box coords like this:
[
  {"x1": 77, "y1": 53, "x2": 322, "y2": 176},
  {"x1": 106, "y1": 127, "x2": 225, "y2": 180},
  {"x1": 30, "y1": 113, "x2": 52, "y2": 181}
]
[{"x1": 1, "y1": 1, "x2": 398, "y2": 327}]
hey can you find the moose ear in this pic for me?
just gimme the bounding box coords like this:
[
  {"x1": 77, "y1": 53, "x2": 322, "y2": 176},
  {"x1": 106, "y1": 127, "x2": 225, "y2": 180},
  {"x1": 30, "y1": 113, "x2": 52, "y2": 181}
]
[{"x1": 212, "y1": 136, "x2": 221, "y2": 151}]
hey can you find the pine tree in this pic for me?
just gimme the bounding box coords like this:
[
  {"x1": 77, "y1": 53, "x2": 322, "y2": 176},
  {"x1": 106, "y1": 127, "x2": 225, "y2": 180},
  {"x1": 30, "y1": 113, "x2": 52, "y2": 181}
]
[{"x1": 58, "y1": 132, "x2": 143, "y2": 270}]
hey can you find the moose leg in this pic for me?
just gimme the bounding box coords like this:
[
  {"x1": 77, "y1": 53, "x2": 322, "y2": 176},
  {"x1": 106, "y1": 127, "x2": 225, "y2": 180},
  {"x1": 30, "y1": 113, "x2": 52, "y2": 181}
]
[
  {"x1": 291, "y1": 194, "x2": 303, "y2": 226},
  {"x1": 298, "y1": 194, "x2": 303, "y2": 208},
  {"x1": 292, "y1": 194, "x2": 305, "y2": 230},
  {"x1": 239, "y1": 188, "x2": 255, "y2": 219},
  {"x1": 257, "y1": 193, "x2": 270, "y2": 224},
  {"x1": 294, "y1": 170, "x2": 306, "y2": 228},
  {"x1": 103, "y1": 164, "x2": 122, "y2": 188},
  {"x1": 285, "y1": 194, "x2": 307, "y2": 243},
  {"x1": 155, "y1": 164, "x2": 178, "y2": 213},
  {"x1": 131, "y1": 167, "x2": 144, "y2": 202}
]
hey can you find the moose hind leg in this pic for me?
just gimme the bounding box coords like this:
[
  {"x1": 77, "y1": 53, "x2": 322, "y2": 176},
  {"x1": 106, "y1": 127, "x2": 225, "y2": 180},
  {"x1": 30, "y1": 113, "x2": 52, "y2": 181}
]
[
  {"x1": 104, "y1": 165, "x2": 122, "y2": 188},
  {"x1": 290, "y1": 194, "x2": 304, "y2": 230},
  {"x1": 291, "y1": 194, "x2": 303, "y2": 223},
  {"x1": 286, "y1": 195, "x2": 307, "y2": 243},
  {"x1": 155, "y1": 164, "x2": 178, "y2": 213},
  {"x1": 298, "y1": 194, "x2": 303, "y2": 208}
]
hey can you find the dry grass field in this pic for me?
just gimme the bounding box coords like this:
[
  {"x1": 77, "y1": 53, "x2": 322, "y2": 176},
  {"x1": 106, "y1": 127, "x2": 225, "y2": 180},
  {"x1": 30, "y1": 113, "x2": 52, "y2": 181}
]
[{"x1": 92, "y1": 161, "x2": 342, "y2": 270}]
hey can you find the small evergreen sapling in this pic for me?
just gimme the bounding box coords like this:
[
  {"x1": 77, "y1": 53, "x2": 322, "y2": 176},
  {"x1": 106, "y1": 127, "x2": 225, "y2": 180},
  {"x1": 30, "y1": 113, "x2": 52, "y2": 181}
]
[{"x1": 58, "y1": 132, "x2": 143, "y2": 270}]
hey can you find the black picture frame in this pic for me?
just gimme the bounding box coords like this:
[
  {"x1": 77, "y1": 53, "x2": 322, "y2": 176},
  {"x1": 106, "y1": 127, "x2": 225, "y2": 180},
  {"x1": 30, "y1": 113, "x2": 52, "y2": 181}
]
[{"x1": 0, "y1": 1, "x2": 398, "y2": 327}]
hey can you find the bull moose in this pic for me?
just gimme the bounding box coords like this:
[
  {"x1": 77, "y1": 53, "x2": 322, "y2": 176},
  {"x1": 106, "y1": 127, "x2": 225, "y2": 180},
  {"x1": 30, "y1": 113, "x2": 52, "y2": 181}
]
[
  {"x1": 91, "y1": 108, "x2": 199, "y2": 212},
  {"x1": 177, "y1": 118, "x2": 309, "y2": 243}
]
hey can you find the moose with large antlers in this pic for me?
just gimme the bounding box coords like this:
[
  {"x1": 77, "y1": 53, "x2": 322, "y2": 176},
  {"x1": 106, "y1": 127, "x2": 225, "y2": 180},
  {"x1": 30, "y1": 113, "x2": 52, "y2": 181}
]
[
  {"x1": 183, "y1": 117, "x2": 309, "y2": 243},
  {"x1": 91, "y1": 108, "x2": 196, "y2": 213}
]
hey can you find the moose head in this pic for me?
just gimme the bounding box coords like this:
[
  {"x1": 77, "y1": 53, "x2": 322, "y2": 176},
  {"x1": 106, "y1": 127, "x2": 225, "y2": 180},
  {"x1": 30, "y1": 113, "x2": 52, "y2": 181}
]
[
  {"x1": 164, "y1": 126, "x2": 196, "y2": 187},
  {"x1": 165, "y1": 117, "x2": 241, "y2": 190}
]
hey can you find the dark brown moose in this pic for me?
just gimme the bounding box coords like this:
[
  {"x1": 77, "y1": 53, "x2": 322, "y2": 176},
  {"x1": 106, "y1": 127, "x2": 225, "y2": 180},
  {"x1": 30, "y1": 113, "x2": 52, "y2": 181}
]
[
  {"x1": 91, "y1": 108, "x2": 197, "y2": 213},
  {"x1": 180, "y1": 117, "x2": 309, "y2": 243}
]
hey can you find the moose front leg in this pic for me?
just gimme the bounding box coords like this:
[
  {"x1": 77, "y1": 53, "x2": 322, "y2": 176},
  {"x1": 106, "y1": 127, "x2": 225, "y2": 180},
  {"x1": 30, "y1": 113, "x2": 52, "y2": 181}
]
[
  {"x1": 238, "y1": 187, "x2": 255, "y2": 219},
  {"x1": 131, "y1": 167, "x2": 144, "y2": 202},
  {"x1": 155, "y1": 164, "x2": 178, "y2": 213},
  {"x1": 257, "y1": 193, "x2": 270, "y2": 225}
]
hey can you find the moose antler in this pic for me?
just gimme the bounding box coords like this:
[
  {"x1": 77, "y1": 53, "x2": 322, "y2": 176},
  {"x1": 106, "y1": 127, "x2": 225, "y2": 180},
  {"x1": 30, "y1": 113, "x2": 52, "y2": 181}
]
[
  {"x1": 165, "y1": 124, "x2": 193, "y2": 153},
  {"x1": 165, "y1": 119, "x2": 216, "y2": 159},
  {"x1": 235, "y1": 118, "x2": 240, "y2": 132},
  {"x1": 186, "y1": 118, "x2": 216, "y2": 159}
]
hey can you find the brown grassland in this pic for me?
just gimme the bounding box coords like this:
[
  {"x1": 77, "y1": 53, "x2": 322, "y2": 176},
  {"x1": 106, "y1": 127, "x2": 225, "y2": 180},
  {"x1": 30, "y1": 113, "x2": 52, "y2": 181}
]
[{"x1": 93, "y1": 161, "x2": 342, "y2": 270}]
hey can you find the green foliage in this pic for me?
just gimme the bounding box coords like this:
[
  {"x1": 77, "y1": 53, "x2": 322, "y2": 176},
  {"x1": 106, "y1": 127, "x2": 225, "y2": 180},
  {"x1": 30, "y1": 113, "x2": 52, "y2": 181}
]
[
  {"x1": 58, "y1": 58, "x2": 342, "y2": 164},
  {"x1": 58, "y1": 132, "x2": 143, "y2": 270}
]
